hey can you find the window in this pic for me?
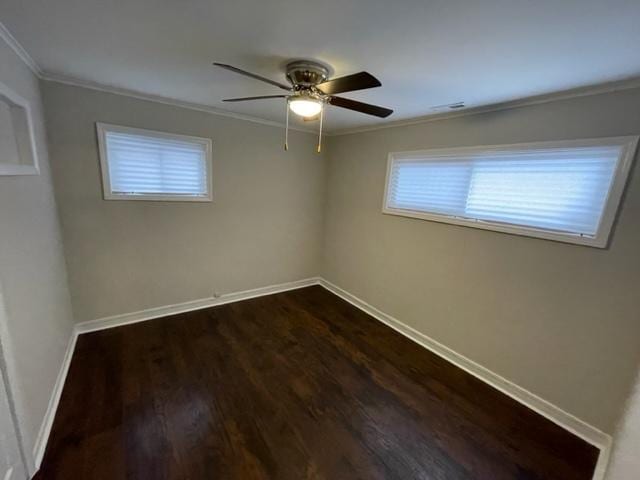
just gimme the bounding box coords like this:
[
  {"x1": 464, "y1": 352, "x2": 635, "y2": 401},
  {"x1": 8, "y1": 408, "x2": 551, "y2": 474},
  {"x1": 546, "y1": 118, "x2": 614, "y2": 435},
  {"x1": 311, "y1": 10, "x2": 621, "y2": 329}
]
[
  {"x1": 383, "y1": 137, "x2": 638, "y2": 247},
  {"x1": 97, "y1": 123, "x2": 212, "y2": 201}
]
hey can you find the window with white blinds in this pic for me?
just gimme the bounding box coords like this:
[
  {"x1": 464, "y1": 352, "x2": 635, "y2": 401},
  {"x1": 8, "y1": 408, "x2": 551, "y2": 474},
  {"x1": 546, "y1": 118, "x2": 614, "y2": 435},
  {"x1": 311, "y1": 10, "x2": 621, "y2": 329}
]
[
  {"x1": 97, "y1": 123, "x2": 212, "y2": 201},
  {"x1": 383, "y1": 137, "x2": 638, "y2": 247}
]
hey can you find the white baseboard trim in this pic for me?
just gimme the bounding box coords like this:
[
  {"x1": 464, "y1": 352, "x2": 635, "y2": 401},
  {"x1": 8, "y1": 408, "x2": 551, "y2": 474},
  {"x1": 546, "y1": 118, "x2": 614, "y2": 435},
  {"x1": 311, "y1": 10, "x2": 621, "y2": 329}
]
[
  {"x1": 75, "y1": 277, "x2": 321, "y2": 334},
  {"x1": 32, "y1": 276, "x2": 612, "y2": 479},
  {"x1": 316, "y1": 277, "x2": 612, "y2": 480},
  {"x1": 31, "y1": 277, "x2": 320, "y2": 472},
  {"x1": 32, "y1": 327, "x2": 77, "y2": 470}
]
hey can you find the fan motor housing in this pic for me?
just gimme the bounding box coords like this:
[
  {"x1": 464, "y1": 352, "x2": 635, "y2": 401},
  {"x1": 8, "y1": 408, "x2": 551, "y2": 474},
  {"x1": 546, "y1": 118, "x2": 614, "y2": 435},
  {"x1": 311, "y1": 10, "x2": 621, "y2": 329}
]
[{"x1": 285, "y1": 60, "x2": 330, "y2": 88}]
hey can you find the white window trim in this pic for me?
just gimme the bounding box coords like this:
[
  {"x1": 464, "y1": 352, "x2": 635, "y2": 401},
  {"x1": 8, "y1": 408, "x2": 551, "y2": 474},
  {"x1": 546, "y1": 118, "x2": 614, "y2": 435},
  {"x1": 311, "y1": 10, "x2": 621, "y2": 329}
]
[
  {"x1": 96, "y1": 122, "x2": 213, "y2": 202},
  {"x1": 382, "y1": 136, "x2": 639, "y2": 248},
  {"x1": 0, "y1": 80, "x2": 40, "y2": 176}
]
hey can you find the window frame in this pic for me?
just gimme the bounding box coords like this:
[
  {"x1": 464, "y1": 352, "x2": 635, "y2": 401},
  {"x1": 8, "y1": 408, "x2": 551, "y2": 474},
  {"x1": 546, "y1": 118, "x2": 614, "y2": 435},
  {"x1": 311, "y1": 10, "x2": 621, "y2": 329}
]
[
  {"x1": 96, "y1": 122, "x2": 213, "y2": 202},
  {"x1": 382, "y1": 136, "x2": 639, "y2": 248}
]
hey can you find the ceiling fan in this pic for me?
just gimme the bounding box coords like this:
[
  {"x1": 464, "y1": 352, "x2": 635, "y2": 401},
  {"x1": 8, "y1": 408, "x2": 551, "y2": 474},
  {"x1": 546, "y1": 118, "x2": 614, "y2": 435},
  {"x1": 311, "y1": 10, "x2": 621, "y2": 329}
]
[{"x1": 213, "y1": 60, "x2": 393, "y2": 152}]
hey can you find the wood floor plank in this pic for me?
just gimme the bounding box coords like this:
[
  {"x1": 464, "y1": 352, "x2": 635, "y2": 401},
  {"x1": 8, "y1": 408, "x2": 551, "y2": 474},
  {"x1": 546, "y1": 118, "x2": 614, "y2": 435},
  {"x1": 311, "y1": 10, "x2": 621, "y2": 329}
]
[{"x1": 34, "y1": 286, "x2": 599, "y2": 479}]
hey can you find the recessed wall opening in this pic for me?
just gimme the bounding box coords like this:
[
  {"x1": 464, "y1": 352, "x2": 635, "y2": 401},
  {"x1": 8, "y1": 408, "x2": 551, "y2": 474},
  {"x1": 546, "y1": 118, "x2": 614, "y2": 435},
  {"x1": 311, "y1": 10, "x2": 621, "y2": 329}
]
[{"x1": 0, "y1": 82, "x2": 38, "y2": 176}]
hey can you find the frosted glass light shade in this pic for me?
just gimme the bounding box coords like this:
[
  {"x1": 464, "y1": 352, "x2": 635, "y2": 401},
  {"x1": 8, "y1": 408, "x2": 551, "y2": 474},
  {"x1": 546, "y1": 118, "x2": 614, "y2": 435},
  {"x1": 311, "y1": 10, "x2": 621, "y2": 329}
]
[{"x1": 289, "y1": 98, "x2": 322, "y2": 117}]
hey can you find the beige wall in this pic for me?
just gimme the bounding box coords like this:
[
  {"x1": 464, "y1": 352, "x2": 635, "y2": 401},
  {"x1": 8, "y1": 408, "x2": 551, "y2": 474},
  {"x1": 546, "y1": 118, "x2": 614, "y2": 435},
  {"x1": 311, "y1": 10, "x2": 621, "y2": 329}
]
[
  {"x1": 41, "y1": 81, "x2": 326, "y2": 322},
  {"x1": 322, "y1": 88, "x2": 640, "y2": 433},
  {"x1": 39, "y1": 76, "x2": 640, "y2": 436},
  {"x1": 0, "y1": 38, "x2": 74, "y2": 466}
]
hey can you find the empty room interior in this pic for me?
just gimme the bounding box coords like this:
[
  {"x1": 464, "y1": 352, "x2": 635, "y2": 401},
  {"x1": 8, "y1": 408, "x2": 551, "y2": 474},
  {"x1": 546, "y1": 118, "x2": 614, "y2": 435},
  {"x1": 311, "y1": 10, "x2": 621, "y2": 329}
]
[{"x1": 1, "y1": 1, "x2": 640, "y2": 479}]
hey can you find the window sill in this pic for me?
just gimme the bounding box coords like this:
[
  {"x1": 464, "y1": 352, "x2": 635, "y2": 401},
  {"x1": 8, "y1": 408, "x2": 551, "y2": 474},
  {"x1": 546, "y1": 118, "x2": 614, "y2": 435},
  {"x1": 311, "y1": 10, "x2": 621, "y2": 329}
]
[{"x1": 382, "y1": 206, "x2": 607, "y2": 248}]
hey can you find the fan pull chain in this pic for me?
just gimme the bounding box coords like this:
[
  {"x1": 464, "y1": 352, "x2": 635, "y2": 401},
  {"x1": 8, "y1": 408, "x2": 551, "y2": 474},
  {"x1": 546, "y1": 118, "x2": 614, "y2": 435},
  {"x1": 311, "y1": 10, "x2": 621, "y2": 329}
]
[
  {"x1": 317, "y1": 106, "x2": 324, "y2": 153},
  {"x1": 284, "y1": 99, "x2": 289, "y2": 151}
]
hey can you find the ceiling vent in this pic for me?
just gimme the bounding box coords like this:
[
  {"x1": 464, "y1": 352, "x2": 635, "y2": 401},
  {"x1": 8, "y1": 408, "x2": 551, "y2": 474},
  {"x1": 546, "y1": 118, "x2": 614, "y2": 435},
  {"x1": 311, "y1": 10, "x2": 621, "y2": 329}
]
[{"x1": 430, "y1": 101, "x2": 465, "y2": 111}]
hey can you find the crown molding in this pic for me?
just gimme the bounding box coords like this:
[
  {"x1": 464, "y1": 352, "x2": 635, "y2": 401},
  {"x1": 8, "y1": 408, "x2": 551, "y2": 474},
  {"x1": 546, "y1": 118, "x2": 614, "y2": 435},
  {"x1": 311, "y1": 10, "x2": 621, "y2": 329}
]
[
  {"x1": 3, "y1": 19, "x2": 640, "y2": 138},
  {"x1": 0, "y1": 21, "x2": 42, "y2": 76},
  {"x1": 331, "y1": 76, "x2": 640, "y2": 136},
  {"x1": 0, "y1": 21, "x2": 314, "y2": 133},
  {"x1": 38, "y1": 73, "x2": 640, "y2": 138},
  {"x1": 40, "y1": 72, "x2": 316, "y2": 134}
]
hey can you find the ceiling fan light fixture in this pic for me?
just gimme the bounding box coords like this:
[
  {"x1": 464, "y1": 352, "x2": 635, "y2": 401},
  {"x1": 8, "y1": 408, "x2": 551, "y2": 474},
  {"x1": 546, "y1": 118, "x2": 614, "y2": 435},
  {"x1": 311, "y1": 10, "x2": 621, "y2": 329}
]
[
  {"x1": 289, "y1": 98, "x2": 323, "y2": 118},
  {"x1": 214, "y1": 61, "x2": 393, "y2": 152}
]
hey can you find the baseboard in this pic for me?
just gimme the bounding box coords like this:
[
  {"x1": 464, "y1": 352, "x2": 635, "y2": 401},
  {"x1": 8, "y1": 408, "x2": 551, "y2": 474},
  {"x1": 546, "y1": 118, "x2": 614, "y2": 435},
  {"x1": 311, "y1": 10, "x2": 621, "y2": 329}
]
[
  {"x1": 32, "y1": 327, "x2": 77, "y2": 471},
  {"x1": 32, "y1": 276, "x2": 612, "y2": 479},
  {"x1": 75, "y1": 277, "x2": 321, "y2": 334},
  {"x1": 31, "y1": 276, "x2": 320, "y2": 473},
  {"x1": 316, "y1": 277, "x2": 612, "y2": 480}
]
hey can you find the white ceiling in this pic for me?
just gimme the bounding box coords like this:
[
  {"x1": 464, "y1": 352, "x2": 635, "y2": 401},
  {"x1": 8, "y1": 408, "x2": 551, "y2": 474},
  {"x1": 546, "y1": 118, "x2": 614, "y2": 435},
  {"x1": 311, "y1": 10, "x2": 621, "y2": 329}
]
[{"x1": 1, "y1": 0, "x2": 640, "y2": 133}]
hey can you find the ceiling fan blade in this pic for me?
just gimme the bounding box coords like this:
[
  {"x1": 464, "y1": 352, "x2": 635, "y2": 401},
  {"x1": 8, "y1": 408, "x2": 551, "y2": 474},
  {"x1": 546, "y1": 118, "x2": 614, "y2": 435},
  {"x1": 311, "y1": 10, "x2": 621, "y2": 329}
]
[
  {"x1": 328, "y1": 96, "x2": 393, "y2": 118},
  {"x1": 223, "y1": 95, "x2": 288, "y2": 102},
  {"x1": 316, "y1": 72, "x2": 381, "y2": 95},
  {"x1": 213, "y1": 63, "x2": 292, "y2": 91}
]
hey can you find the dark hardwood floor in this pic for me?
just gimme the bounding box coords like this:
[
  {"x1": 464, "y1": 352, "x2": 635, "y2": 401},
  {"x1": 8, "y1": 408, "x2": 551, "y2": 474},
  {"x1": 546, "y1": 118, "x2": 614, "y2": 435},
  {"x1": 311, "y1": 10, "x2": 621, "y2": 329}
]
[{"x1": 35, "y1": 286, "x2": 599, "y2": 479}]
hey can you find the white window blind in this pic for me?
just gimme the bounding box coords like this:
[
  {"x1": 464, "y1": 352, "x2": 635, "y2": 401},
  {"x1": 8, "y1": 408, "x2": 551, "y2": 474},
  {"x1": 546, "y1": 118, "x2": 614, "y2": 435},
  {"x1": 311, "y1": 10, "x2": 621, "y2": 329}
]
[
  {"x1": 97, "y1": 123, "x2": 212, "y2": 201},
  {"x1": 384, "y1": 138, "x2": 638, "y2": 247}
]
